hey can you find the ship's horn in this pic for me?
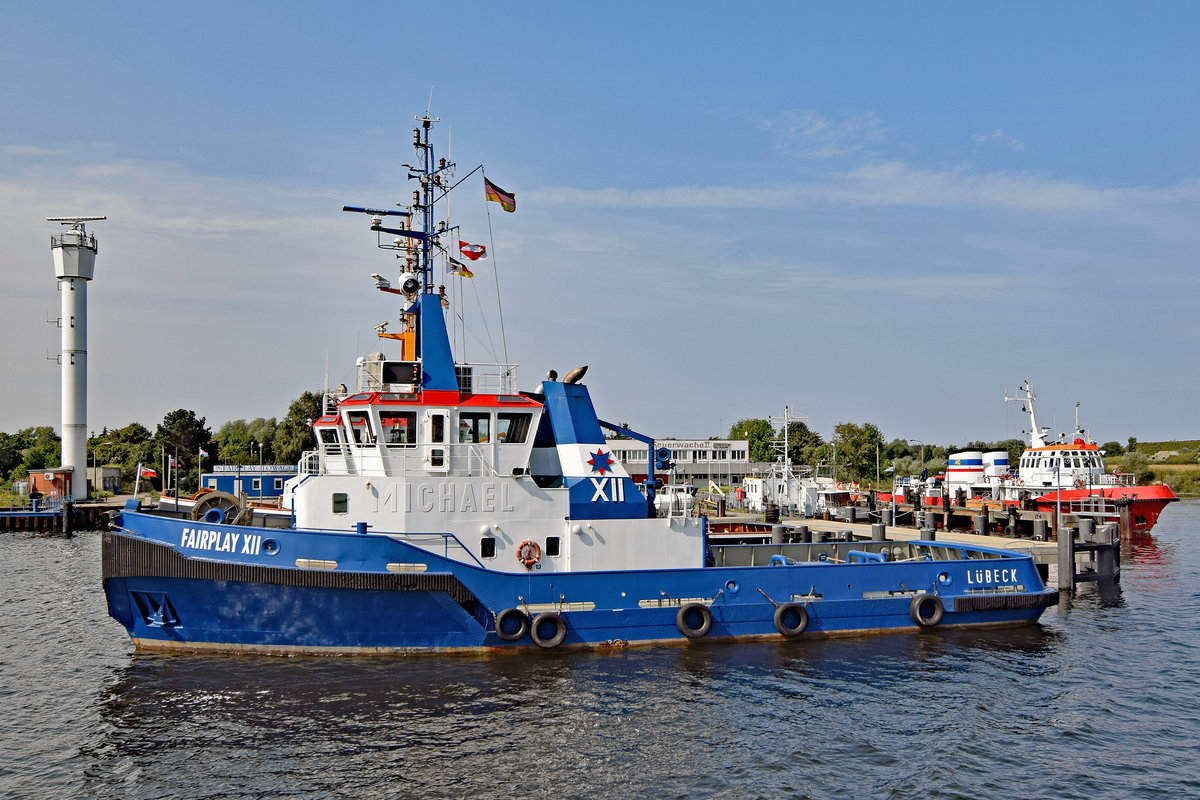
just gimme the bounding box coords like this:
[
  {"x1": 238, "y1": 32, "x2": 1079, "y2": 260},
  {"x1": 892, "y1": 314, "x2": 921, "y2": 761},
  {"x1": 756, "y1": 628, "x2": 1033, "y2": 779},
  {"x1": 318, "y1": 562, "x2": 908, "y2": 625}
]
[{"x1": 563, "y1": 365, "x2": 588, "y2": 384}]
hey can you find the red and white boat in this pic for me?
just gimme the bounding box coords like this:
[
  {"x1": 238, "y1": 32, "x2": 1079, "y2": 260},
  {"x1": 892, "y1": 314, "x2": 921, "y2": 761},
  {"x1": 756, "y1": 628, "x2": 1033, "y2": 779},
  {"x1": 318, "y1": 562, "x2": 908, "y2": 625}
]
[{"x1": 882, "y1": 381, "x2": 1177, "y2": 533}]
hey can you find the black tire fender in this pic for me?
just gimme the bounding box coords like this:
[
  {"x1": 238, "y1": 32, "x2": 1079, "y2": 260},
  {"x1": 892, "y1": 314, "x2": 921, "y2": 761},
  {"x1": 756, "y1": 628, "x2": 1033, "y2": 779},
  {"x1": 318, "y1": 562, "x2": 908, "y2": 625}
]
[
  {"x1": 773, "y1": 602, "x2": 809, "y2": 639},
  {"x1": 910, "y1": 594, "x2": 945, "y2": 627},
  {"x1": 676, "y1": 602, "x2": 713, "y2": 639},
  {"x1": 495, "y1": 607, "x2": 530, "y2": 641},
  {"x1": 530, "y1": 612, "x2": 568, "y2": 649}
]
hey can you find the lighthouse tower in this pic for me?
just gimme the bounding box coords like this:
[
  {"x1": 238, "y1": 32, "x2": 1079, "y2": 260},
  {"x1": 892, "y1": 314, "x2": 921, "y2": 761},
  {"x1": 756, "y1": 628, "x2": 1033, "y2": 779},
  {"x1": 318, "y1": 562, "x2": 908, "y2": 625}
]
[{"x1": 48, "y1": 216, "x2": 105, "y2": 500}]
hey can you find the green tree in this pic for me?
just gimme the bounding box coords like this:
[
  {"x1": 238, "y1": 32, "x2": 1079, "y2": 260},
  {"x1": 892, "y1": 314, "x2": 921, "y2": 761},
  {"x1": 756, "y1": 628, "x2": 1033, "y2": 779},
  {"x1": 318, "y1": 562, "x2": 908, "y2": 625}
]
[
  {"x1": 13, "y1": 426, "x2": 61, "y2": 480},
  {"x1": 156, "y1": 409, "x2": 212, "y2": 488},
  {"x1": 274, "y1": 391, "x2": 323, "y2": 466},
  {"x1": 785, "y1": 421, "x2": 824, "y2": 466},
  {"x1": 1121, "y1": 450, "x2": 1154, "y2": 484},
  {"x1": 833, "y1": 421, "x2": 885, "y2": 483},
  {"x1": 1101, "y1": 440, "x2": 1123, "y2": 456},
  {"x1": 728, "y1": 418, "x2": 775, "y2": 463}
]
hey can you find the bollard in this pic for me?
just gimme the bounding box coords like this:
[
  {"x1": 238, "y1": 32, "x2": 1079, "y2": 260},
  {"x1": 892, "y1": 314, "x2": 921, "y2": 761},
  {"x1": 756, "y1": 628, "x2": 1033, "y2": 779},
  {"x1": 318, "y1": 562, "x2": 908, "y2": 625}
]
[
  {"x1": 797, "y1": 525, "x2": 812, "y2": 543},
  {"x1": 882, "y1": 508, "x2": 894, "y2": 526},
  {"x1": 1032, "y1": 518, "x2": 1047, "y2": 541},
  {"x1": 920, "y1": 527, "x2": 936, "y2": 541},
  {"x1": 1057, "y1": 525, "x2": 1076, "y2": 592},
  {"x1": 62, "y1": 498, "x2": 74, "y2": 537},
  {"x1": 771, "y1": 524, "x2": 785, "y2": 545},
  {"x1": 973, "y1": 514, "x2": 986, "y2": 536},
  {"x1": 1098, "y1": 523, "x2": 1120, "y2": 581},
  {"x1": 870, "y1": 523, "x2": 886, "y2": 542}
]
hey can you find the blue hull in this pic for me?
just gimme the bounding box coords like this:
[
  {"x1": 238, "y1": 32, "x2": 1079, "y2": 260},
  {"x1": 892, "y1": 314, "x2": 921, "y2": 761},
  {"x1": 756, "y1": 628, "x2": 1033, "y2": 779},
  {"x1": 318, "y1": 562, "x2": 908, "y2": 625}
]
[{"x1": 104, "y1": 511, "x2": 1058, "y2": 654}]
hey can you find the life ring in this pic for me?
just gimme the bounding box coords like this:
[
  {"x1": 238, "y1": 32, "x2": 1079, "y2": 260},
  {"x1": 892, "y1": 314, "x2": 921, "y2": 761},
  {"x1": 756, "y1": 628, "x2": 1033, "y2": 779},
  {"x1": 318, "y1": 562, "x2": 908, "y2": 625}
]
[
  {"x1": 836, "y1": 482, "x2": 844, "y2": 490},
  {"x1": 909, "y1": 594, "x2": 944, "y2": 627},
  {"x1": 676, "y1": 602, "x2": 713, "y2": 639},
  {"x1": 773, "y1": 602, "x2": 808, "y2": 639},
  {"x1": 530, "y1": 612, "x2": 568, "y2": 648},
  {"x1": 1073, "y1": 478, "x2": 1085, "y2": 490},
  {"x1": 516, "y1": 540, "x2": 541, "y2": 569},
  {"x1": 495, "y1": 607, "x2": 529, "y2": 641}
]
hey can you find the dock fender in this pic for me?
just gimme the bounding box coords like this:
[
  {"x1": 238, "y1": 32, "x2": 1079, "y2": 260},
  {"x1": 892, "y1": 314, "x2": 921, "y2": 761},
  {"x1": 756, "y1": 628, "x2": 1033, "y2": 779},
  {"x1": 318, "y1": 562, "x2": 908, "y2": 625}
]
[
  {"x1": 773, "y1": 602, "x2": 808, "y2": 639},
  {"x1": 495, "y1": 607, "x2": 530, "y2": 641},
  {"x1": 530, "y1": 612, "x2": 568, "y2": 649},
  {"x1": 910, "y1": 594, "x2": 945, "y2": 627},
  {"x1": 676, "y1": 602, "x2": 713, "y2": 639}
]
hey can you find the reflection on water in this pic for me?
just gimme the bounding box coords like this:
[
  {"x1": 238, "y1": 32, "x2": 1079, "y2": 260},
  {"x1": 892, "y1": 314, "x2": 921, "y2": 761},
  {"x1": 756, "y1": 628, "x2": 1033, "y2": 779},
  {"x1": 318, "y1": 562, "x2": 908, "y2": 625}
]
[{"x1": 2, "y1": 503, "x2": 1199, "y2": 799}]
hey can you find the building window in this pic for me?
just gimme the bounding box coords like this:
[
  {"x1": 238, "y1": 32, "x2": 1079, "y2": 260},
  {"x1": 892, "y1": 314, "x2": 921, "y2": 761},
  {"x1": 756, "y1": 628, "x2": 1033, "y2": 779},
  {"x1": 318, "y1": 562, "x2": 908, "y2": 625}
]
[
  {"x1": 274, "y1": 478, "x2": 283, "y2": 490},
  {"x1": 332, "y1": 493, "x2": 348, "y2": 514},
  {"x1": 252, "y1": 478, "x2": 261, "y2": 491},
  {"x1": 207, "y1": 479, "x2": 217, "y2": 489}
]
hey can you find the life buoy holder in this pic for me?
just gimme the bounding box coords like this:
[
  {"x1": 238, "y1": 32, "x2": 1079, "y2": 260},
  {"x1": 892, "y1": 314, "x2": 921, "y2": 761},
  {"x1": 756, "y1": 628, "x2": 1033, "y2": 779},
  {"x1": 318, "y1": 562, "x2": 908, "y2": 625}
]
[
  {"x1": 773, "y1": 602, "x2": 808, "y2": 639},
  {"x1": 676, "y1": 602, "x2": 713, "y2": 639},
  {"x1": 495, "y1": 607, "x2": 529, "y2": 641},
  {"x1": 516, "y1": 540, "x2": 541, "y2": 569},
  {"x1": 530, "y1": 612, "x2": 568, "y2": 648},
  {"x1": 910, "y1": 594, "x2": 944, "y2": 627}
]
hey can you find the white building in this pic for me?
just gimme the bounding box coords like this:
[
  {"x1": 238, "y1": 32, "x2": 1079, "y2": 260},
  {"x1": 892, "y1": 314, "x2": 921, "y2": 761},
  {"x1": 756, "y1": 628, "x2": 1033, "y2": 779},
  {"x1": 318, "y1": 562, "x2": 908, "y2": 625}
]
[{"x1": 604, "y1": 438, "x2": 752, "y2": 485}]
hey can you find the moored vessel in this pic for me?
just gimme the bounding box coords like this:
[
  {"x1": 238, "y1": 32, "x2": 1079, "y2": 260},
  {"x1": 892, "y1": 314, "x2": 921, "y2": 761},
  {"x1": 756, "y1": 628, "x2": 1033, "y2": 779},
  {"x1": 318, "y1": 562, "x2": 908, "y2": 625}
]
[
  {"x1": 881, "y1": 380, "x2": 1177, "y2": 533},
  {"x1": 103, "y1": 114, "x2": 1058, "y2": 655}
]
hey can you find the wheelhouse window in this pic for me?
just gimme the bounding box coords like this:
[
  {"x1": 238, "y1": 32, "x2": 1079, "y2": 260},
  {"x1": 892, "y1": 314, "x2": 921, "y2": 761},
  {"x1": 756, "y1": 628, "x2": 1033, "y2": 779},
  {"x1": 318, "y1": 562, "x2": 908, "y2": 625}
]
[
  {"x1": 496, "y1": 412, "x2": 532, "y2": 444},
  {"x1": 380, "y1": 412, "x2": 417, "y2": 446},
  {"x1": 346, "y1": 410, "x2": 374, "y2": 444},
  {"x1": 459, "y1": 412, "x2": 491, "y2": 443},
  {"x1": 318, "y1": 428, "x2": 339, "y2": 445}
]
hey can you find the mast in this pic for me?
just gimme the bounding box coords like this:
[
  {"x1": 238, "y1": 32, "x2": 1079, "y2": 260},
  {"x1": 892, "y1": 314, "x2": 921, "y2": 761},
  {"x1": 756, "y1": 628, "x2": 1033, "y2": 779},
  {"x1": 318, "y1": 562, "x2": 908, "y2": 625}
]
[
  {"x1": 1005, "y1": 379, "x2": 1050, "y2": 448},
  {"x1": 343, "y1": 114, "x2": 458, "y2": 393}
]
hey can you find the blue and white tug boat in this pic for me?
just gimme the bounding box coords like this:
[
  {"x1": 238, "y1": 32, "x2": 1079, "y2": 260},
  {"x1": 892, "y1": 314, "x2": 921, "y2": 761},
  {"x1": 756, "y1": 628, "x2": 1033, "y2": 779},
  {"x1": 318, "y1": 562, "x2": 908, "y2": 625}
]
[{"x1": 104, "y1": 114, "x2": 1058, "y2": 654}]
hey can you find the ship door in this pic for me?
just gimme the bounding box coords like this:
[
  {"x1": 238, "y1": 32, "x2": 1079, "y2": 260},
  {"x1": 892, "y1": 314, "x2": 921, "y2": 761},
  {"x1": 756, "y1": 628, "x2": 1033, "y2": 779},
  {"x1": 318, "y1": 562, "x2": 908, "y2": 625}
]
[{"x1": 423, "y1": 409, "x2": 450, "y2": 472}]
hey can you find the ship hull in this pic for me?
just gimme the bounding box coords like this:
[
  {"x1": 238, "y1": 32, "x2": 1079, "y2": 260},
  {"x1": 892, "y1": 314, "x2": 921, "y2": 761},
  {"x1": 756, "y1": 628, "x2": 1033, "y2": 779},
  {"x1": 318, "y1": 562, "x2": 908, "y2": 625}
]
[{"x1": 104, "y1": 511, "x2": 1057, "y2": 655}]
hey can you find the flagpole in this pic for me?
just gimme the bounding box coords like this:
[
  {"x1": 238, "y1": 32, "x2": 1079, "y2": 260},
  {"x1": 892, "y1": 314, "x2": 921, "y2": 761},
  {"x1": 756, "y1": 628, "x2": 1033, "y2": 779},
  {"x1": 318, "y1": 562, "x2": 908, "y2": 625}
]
[{"x1": 133, "y1": 462, "x2": 141, "y2": 500}]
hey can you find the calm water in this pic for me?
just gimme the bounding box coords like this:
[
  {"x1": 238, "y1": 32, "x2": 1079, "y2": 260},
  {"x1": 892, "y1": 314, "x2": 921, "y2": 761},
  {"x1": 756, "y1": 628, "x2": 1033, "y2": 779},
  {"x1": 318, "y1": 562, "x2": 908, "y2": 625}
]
[{"x1": 2, "y1": 504, "x2": 1198, "y2": 800}]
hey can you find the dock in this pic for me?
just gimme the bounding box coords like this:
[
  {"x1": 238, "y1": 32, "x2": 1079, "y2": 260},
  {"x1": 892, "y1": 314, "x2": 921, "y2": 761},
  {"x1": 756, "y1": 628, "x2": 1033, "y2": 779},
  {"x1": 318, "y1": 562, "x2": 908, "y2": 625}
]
[
  {"x1": 709, "y1": 512, "x2": 1119, "y2": 590},
  {"x1": 0, "y1": 498, "x2": 122, "y2": 534}
]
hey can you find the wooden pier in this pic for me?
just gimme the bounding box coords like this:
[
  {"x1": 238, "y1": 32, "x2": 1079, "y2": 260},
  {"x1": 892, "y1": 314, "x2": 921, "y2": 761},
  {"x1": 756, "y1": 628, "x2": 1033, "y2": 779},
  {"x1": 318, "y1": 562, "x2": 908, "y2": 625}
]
[{"x1": 0, "y1": 499, "x2": 118, "y2": 534}]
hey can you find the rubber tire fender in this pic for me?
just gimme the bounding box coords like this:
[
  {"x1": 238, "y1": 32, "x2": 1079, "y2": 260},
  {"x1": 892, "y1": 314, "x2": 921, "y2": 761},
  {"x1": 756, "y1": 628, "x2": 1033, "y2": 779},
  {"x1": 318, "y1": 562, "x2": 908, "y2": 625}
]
[
  {"x1": 530, "y1": 612, "x2": 568, "y2": 649},
  {"x1": 773, "y1": 602, "x2": 809, "y2": 639},
  {"x1": 676, "y1": 602, "x2": 713, "y2": 639},
  {"x1": 495, "y1": 607, "x2": 530, "y2": 642},
  {"x1": 909, "y1": 594, "x2": 945, "y2": 627}
]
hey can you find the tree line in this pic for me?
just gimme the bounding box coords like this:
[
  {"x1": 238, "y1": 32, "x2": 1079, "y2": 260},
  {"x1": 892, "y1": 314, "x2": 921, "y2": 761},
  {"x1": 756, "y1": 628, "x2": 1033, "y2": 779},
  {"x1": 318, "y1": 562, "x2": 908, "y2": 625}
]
[
  {"x1": 724, "y1": 417, "x2": 1129, "y2": 487},
  {"x1": 0, "y1": 391, "x2": 322, "y2": 495}
]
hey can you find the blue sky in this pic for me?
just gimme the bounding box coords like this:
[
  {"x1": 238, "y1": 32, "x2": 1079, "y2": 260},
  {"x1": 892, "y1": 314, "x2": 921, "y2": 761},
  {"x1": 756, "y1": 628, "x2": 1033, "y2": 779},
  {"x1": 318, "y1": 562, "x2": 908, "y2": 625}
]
[{"x1": 2, "y1": 2, "x2": 1197, "y2": 449}]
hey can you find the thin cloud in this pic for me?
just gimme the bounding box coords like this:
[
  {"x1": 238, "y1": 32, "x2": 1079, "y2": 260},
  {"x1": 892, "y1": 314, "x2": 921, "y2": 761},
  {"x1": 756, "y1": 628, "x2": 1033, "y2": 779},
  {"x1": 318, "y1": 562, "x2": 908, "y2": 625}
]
[
  {"x1": 2, "y1": 144, "x2": 63, "y2": 157},
  {"x1": 973, "y1": 129, "x2": 1026, "y2": 151},
  {"x1": 764, "y1": 110, "x2": 886, "y2": 159}
]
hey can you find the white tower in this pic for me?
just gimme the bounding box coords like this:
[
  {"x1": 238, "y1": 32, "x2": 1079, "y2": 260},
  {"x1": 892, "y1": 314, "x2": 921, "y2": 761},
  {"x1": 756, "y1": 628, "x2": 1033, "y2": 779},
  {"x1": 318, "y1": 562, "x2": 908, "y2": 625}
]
[{"x1": 48, "y1": 216, "x2": 105, "y2": 500}]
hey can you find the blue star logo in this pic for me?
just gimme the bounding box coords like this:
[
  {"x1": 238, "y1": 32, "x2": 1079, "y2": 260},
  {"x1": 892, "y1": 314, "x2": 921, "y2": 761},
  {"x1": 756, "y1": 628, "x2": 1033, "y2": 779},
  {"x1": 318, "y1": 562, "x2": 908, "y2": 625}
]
[{"x1": 588, "y1": 449, "x2": 614, "y2": 475}]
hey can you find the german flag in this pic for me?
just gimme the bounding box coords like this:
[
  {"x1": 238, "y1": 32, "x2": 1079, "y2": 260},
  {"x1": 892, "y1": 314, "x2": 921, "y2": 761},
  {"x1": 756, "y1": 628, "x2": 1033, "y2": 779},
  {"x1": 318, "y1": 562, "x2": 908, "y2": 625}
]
[{"x1": 484, "y1": 177, "x2": 516, "y2": 212}]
